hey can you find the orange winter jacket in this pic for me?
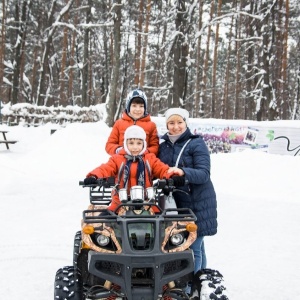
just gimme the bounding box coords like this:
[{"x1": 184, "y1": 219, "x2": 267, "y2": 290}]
[
  {"x1": 86, "y1": 149, "x2": 172, "y2": 211},
  {"x1": 105, "y1": 111, "x2": 159, "y2": 156}
]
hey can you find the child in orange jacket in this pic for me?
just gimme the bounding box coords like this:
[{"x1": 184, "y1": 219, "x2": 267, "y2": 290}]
[
  {"x1": 105, "y1": 89, "x2": 159, "y2": 156},
  {"x1": 85, "y1": 125, "x2": 183, "y2": 211}
]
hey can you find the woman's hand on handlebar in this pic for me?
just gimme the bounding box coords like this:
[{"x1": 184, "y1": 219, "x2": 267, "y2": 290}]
[
  {"x1": 171, "y1": 175, "x2": 186, "y2": 187},
  {"x1": 167, "y1": 167, "x2": 184, "y2": 176}
]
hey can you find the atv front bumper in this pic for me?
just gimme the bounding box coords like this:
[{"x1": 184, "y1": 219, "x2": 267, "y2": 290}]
[{"x1": 88, "y1": 249, "x2": 194, "y2": 300}]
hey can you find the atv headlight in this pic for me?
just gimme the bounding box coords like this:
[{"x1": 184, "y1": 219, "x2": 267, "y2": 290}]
[
  {"x1": 96, "y1": 234, "x2": 110, "y2": 246},
  {"x1": 170, "y1": 233, "x2": 184, "y2": 246}
]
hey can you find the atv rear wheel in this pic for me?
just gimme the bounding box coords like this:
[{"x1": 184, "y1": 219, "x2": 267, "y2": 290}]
[
  {"x1": 191, "y1": 268, "x2": 229, "y2": 300},
  {"x1": 54, "y1": 266, "x2": 83, "y2": 300}
]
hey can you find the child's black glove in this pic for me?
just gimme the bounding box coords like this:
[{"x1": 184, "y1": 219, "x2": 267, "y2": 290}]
[
  {"x1": 84, "y1": 176, "x2": 97, "y2": 185},
  {"x1": 171, "y1": 175, "x2": 186, "y2": 187}
]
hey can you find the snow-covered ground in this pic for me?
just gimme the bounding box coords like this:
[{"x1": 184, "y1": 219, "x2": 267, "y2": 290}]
[{"x1": 0, "y1": 121, "x2": 299, "y2": 300}]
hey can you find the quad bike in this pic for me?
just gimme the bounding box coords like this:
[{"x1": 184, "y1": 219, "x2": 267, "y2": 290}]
[{"x1": 54, "y1": 177, "x2": 228, "y2": 300}]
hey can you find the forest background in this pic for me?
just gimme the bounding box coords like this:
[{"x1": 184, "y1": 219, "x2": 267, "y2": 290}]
[{"x1": 0, "y1": 0, "x2": 300, "y2": 127}]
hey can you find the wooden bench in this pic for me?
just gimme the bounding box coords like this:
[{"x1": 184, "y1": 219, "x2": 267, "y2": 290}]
[{"x1": 0, "y1": 130, "x2": 18, "y2": 150}]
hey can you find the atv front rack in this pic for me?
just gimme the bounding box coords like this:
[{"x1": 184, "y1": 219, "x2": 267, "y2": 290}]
[
  {"x1": 83, "y1": 204, "x2": 197, "y2": 224},
  {"x1": 79, "y1": 177, "x2": 115, "y2": 206},
  {"x1": 89, "y1": 185, "x2": 113, "y2": 205}
]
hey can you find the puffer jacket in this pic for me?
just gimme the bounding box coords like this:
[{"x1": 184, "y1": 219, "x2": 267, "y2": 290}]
[
  {"x1": 105, "y1": 111, "x2": 159, "y2": 155},
  {"x1": 158, "y1": 128, "x2": 217, "y2": 236},
  {"x1": 87, "y1": 149, "x2": 171, "y2": 211}
]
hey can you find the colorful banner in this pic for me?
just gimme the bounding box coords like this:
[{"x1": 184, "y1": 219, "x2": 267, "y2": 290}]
[{"x1": 152, "y1": 117, "x2": 300, "y2": 156}]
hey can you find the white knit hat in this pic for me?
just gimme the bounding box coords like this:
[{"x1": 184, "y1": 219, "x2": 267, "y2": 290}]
[
  {"x1": 123, "y1": 125, "x2": 147, "y2": 155},
  {"x1": 165, "y1": 107, "x2": 189, "y2": 127}
]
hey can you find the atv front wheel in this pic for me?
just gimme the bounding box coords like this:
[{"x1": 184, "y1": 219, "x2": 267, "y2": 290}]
[
  {"x1": 73, "y1": 231, "x2": 82, "y2": 267},
  {"x1": 192, "y1": 268, "x2": 229, "y2": 300},
  {"x1": 54, "y1": 266, "x2": 83, "y2": 300}
]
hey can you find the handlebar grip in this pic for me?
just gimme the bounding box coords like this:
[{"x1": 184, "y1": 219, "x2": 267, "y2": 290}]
[
  {"x1": 153, "y1": 179, "x2": 167, "y2": 189},
  {"x1": 79, "y1": 177, "x2": 113, "y2": 187},
  {"x1": 79, "y1": 179, "x2": 100, "y2": 186},
  {"x1": 152, "y1": 178, "x2": 188, "y2": 189}
]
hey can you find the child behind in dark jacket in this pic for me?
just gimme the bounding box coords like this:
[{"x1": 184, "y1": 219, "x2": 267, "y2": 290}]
[{"x1": 84, "y1": 125, "x2": 183, "y2": 212}]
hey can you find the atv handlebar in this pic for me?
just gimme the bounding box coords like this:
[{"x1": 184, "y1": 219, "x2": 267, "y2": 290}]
[
  {"x1": 79, "y1": 177, "x2": 188, "y2": 189},
  {"x1": 153, "y1": 178, "x2": 189, "y2": 189},
  {"x1": 79, "y1": 176, "x2": 115, "y2": 187}
]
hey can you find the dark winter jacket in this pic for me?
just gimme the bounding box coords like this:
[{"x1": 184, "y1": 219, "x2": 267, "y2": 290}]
[{"x1": 158, "y1": 128, "x2": 217, "y2": 236}]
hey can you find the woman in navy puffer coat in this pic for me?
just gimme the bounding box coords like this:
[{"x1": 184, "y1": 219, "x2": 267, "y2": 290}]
[{"x1": 158, "y1": 108, "x2": 217, "y2": 272}]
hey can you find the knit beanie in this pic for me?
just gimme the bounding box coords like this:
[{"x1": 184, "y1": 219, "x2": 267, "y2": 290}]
[
  {"x1": 123, "y1": 125, "x2": 147, "y2": 155},
  {"x1": 125, "y1": 89, "x2": 148, "y2": 113},
  {"x1": 165, "y1": 107, "x2": 189, "y2": 127}
]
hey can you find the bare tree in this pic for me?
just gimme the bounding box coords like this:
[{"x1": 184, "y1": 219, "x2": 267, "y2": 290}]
[
  {"x1": 194, "y1": 0, "x2": 204, "y2": 118},
  {"x1": 244, "y1": 1, "x2": 257, "y2": 120},
  {"x1": 0, "y1": 0, "x2": 299, "y2": 122},
  {"x1": 134, "y1": 0, "x2": 143, "y2": 86},
  {"x1": 172, "y1": 0, "x2": 191, "y2": 107},
  {"x1": 0, "y1": 0, "x2": 6, "y2": 100},
  {"x1": 281, "y1": 0, "x2": 289, "y2": 119},
  {"x1": 222, "y1": 14, "x2": 234, "y2": 119},
  {"x1": 140, "y1": 0, "x2": 151, "y2": 87},
  {"x1": 233, "y1": 0, "x2": 243, "y2": 119},
  {"x1": 105, "y1": 0, "x2": 122, "y2": 127},
  {"x1": 202, "y1": 1, "x2": 214, "y2": 117},
  {"x1": 36, "y1": 0, "x2": 74, "y2": 106},
  {"x1": 81, "y1": 0, "x2": 91, "y2": 107},
  {"x1": 11, "y1": 0, "x2": 30, "y2": 104},
  {"x1": 258, "y1": 0, "x2": 275, "y2": 121},
  {"x1": 211, "y1": 0, "x2": 222, "y2": 118}
]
